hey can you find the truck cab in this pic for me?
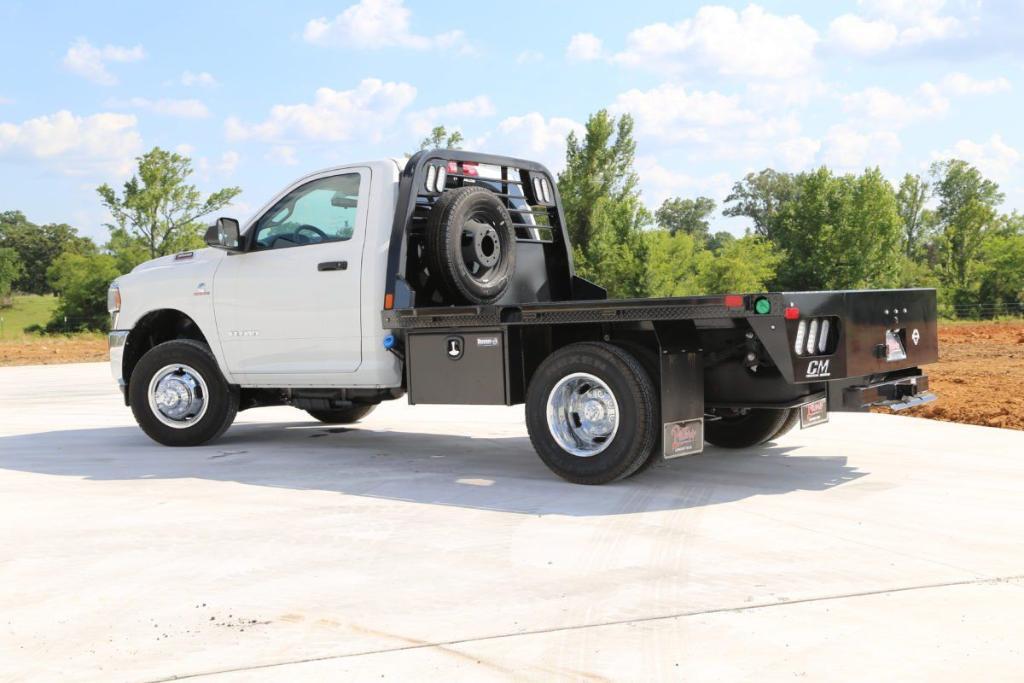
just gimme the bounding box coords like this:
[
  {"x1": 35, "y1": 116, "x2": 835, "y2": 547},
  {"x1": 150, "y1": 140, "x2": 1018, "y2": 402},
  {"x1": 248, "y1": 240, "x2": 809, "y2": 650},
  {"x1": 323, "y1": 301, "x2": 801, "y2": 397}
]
[{"x1": 109, "y1": 151, "x2": 938, "y2": 484}]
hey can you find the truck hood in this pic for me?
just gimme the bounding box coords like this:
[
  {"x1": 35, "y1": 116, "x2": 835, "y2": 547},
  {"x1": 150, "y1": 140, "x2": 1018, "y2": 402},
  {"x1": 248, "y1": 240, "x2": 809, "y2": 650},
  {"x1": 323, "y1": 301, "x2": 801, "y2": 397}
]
[{"x1": 131, "y1": 248, "x2": 226, "y2": 273}]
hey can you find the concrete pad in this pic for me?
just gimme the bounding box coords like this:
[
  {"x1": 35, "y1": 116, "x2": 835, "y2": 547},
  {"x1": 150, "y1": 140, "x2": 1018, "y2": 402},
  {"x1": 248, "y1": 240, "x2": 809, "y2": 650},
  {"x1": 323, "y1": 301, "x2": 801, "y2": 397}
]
[{"x1": 1, "y1": 362, "x2": 1022, "y2": 681}]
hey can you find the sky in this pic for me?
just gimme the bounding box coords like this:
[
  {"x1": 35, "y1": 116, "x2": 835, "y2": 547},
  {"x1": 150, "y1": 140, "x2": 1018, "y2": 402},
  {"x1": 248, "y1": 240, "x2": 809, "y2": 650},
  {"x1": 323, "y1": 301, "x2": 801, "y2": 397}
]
[{"x1": 1, "y1": 0, "x2": 1022, "y2": 241}]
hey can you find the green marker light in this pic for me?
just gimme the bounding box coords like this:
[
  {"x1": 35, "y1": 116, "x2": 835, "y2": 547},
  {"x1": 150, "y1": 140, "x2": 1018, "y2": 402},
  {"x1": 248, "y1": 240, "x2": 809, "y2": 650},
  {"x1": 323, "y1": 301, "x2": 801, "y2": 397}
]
[{"x1": 754, "y1": 297, "x2": 772, "y2": 315}]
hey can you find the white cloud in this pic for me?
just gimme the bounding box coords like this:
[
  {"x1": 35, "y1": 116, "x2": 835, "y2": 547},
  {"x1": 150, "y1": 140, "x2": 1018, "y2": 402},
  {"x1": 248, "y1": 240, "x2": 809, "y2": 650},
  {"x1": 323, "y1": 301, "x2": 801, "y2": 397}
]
[
  {"x1": 932, "y1": 134, "x2": 1021, "y2": 182},
  {"x1": 303, "y1": 0, "x2": 468, "y2": 52},
  {"x1": 611, "y1": 84, "x2": 757, "y2": 143},
  {"x1": 827, "y1": 14, "x2": 899, "y2": 54},
  {"x1": 111, "y1": 97, "x2": 210, "y2": 119},
  {"x1": 218, "y1": 151, "x2": 239, "y2": 175},
  {"x1": 267, "y1": 145, "x2": 298, "y2": 166},
  {"x1": 0, "y1": 110, "x2": 142, "y2": 175},
  {"x1": 566, "y1": 33, "x2": 602, "y2": 62},
  {"x1": 63, "y1": 38, "x2": 145, "y2": 85},
  {"x1": 822, "y1": 124, "x2": 901, "y2": 170},
  {"x1": 613, "y1": 5, "x2": 819, "y2": 78},
  {"x1": 516, "y1": 50, "x2": 544, "y2": 64},
  {"x1": 175, "y1": 144, "x2": 195, "y2": 156},
  {"x1": 225, "y1": 79, "x2": 417, "y2": 143},
  {"x1": 181, "y1": 71, "x2": 217, "y2": 87},
  {"x1": 828, "y1": 0, "x2": 963, "y2": 55},
  {"x1": 635, "y1": 156, "x2": 733, "y2": 208},
  {"x1": 841, "y1": 83, "x2": 948, "y2": 128},
  {"x1": 491, "y1": 113, "x2": 584, "y2": 171},
  {"x1": 407, "y1": 95, "x2": 495, "y2": 136},
  {"x1": 776, "y1": 136, "x2": 823, "y2": 170},
  {"x1": 940, "y1": 72, "x2": 1011, "y2": 96}
]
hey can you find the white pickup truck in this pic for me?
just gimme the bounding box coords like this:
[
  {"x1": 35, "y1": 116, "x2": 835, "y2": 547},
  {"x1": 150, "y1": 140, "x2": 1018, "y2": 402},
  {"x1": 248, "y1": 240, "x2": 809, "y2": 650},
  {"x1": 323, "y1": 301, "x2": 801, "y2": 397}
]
[{"x1": 109, "y1": 151, "x2": 938, "y2": 484}]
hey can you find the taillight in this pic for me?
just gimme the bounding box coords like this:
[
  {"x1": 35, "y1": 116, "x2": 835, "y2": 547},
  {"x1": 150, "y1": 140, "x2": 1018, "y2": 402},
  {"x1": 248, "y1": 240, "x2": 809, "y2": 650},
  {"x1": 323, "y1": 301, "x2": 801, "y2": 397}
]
[
  {"x1": 794, "y1": 316, "x2": 837, "y2": 356},
  {"x1": 462, "y1": 162, "x2": 478, "y2": 176},
  {"x1": 724, "y1": 294, "x2": 744, "y2": 309}
]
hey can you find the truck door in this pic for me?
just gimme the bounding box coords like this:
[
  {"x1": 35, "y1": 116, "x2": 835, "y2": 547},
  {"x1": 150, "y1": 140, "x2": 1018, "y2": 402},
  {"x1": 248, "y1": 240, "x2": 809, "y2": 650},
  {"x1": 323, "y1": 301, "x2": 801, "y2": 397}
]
[{"x1": 213, "y1": 168, "x2": 369, "y2": 381}]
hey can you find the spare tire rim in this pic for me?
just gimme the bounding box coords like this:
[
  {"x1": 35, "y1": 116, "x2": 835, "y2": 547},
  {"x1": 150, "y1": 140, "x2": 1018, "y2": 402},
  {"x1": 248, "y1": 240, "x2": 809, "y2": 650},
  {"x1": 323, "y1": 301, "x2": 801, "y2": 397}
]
[
  {"x1": 546, "y1": 372, "x2": 620, "y2": 457},
  {"x1": 461, "y1": 215, "x2": 503, "y2": 283},
  {"x1": 147, "y1": 364, "x2": 209, "y2": 429}
]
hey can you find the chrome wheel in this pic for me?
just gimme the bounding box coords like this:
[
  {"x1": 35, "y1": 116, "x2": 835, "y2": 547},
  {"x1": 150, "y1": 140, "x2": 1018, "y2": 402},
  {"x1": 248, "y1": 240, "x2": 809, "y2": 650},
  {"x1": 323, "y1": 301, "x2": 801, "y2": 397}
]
[
  {"x1": 147, "y1": 364, "x2": 209, "y2": 429},
  {"x1": 545, "y1": 372, "x2": 619, "y2": 457}
]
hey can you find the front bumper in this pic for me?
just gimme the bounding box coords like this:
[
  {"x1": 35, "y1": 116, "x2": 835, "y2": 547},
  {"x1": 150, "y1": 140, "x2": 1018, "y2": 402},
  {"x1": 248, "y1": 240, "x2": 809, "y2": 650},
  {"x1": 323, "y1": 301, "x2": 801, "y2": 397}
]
[
  {"x1": 840, "y1": 371, "x2": 936, "y2": 411},
  {"x1": 108, "y1": 330, "x2": 129, "y2": 397}
]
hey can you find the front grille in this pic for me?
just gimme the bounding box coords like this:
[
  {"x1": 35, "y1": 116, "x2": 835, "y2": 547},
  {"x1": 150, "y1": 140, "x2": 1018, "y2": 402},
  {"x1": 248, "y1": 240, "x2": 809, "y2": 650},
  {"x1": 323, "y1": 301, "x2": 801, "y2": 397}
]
[{"x1": 794, "y1": 316, "x2": 838, "y2": 356}]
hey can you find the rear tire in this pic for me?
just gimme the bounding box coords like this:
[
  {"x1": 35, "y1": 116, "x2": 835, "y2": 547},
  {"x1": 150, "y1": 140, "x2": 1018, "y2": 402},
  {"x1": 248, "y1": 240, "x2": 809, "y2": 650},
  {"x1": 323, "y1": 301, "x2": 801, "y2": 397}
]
[
  {"x1": 306, "y1": 404, "x2": 376, "y2": 424},
  {"x1": 129, "y1": 340, "x2": 237, "y2": 447},
  {"x1": 526, "y1": 342, "x2": 658, "y2": 485},
  {"x1": 771, "y1": 408, "x2": 800, "y2": 440},
  {"x1": 704, "y1": 408, "x2": 790, "y2": 448}
]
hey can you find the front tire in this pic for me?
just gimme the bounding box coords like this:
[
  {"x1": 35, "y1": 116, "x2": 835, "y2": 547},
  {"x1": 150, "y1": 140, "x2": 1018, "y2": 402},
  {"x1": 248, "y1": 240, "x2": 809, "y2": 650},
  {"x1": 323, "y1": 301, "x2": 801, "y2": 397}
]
[
  {"x1": 526, "y1": 342, "x2": 658, "y2": 485},
  {"x1": 129, "y1": 340, "x2": 238, "y2": 447},
  {"x1": 306, "y1": 404, "x2": 376, "y2": 424},
  {"x1": 704, "y1": 408, "x2": 791, "y2": 448}
]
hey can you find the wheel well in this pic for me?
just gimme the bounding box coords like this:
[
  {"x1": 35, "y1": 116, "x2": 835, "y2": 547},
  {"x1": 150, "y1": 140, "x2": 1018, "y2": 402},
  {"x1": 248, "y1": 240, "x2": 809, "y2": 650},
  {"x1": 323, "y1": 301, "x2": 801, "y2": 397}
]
[{"x1": 122, "y1": 310, "x2": 209, "y2": 392}]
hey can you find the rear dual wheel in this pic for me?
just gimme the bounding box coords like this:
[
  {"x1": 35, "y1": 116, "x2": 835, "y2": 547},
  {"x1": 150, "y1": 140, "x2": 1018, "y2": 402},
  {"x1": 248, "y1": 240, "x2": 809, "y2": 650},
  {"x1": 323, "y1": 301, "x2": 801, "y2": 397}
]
[
  {"x1": 703, "y1": 407, "x2": 796, "y2": 448},
  {"x1": 526, "y1": 342, "x2": 659, "y2": 485}
]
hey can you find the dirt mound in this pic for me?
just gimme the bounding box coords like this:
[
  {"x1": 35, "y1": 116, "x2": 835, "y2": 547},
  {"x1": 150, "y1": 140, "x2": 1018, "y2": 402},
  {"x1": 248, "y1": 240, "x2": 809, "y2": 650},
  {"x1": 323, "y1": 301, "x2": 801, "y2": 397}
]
[
  {"x1": 0, "y1": 335, "x2": 107, "y2": 366},
  {"x1": 902, "y1": 321, "x2": 1024, "y2": 430}
]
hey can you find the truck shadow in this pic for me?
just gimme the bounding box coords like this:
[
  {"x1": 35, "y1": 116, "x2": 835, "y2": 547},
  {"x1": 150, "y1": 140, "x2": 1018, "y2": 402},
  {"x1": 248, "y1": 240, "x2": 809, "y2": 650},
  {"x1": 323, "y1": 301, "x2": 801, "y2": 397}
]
[{"x1": 0, "y1": 420, "x2": 867, "y2": 517}]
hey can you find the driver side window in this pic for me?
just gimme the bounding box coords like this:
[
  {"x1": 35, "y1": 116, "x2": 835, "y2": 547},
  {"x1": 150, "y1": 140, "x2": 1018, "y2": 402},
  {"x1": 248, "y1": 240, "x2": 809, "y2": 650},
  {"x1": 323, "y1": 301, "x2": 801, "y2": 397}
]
[{"x1": 253, "y1": 173, "x2": 361, "y2": 250}]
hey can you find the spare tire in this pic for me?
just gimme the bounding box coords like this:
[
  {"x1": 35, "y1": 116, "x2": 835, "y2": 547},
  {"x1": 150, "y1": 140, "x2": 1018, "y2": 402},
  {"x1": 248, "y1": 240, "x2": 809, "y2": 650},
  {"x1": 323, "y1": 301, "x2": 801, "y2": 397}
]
[{"x1": 425, "y1": 186, "x2": 516, "y2": 304}]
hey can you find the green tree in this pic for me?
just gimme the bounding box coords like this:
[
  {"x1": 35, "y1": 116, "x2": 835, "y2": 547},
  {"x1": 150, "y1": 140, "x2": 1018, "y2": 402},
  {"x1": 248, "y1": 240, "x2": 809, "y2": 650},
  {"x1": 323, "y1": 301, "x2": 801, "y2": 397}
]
[
  {"x1": 722, "y1": 169, "x2": 798, "y2": 242},
  {"x1": 98, "y1": 147, "x2": 241, "y2": 269},
  {"x1": 696, "y1": 235, "x2": 781, "y2": 294},
  {"x1": 895, "y1": 173, "x2": 931, "y2": 259},
  {"x1": 0, "y1": 211, "x2": 94, "y2": 294},
  {"x1": 757, "y1": 167, "x2": 902, "y2": 290},
  {"x1": 707, "y1": 230, "x2": 735, "y2": 253},
  {"x1": 644, "y1": 230, "x2": 708, "y2": 298},
  {"x1": 655, "y1": 196, "x2": 716, "y2": 242},
  {"x1": 46, "y1": 248, "x2": 120, "y2": 331},
  {"x1": 419, "y1": 126, "x2": 464, "y2": 151},
  {"x1": 929, "y1": 159, "x2": 1004, "y2": 308},
  {"x1": 0, "y1": 247, "x2": 23, "y2": 300},
  {"x1": 558, "y1": 110, "x2": 650, "y2": 296},
  {"x1": 559, "y1": 110, "x2": 643, "y2": 257}
]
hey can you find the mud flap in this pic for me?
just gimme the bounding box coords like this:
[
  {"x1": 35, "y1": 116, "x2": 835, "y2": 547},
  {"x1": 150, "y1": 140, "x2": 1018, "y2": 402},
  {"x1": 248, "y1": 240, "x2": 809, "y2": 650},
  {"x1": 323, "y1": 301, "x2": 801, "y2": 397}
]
[{"x1": 799, "y1": 396, "x2": 829, "y2": 429}]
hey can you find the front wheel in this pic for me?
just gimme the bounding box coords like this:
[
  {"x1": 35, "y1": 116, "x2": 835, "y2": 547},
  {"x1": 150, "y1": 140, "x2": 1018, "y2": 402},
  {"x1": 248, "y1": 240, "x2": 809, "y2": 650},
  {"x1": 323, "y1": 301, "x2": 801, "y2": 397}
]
[
  {"x1": 703, "y1": 408, "x2": 792, "y2": 448},
  {"x1": 525, "y1": 342, "x2": 658, "y2": 485},
  {"x1": 129, "y1": 340, "x2": 238, "y2": 447}
]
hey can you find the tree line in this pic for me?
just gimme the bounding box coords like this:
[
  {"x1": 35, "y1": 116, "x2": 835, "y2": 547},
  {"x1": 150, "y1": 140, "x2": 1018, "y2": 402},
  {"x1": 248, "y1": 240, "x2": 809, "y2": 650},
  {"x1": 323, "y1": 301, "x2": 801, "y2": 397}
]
[
  {"x1": 1, "y1": 112, "x2": 1022, "y2": 333},
  {"x1": 561, "y1": 110, "x2": 1024, "y2": 317}
]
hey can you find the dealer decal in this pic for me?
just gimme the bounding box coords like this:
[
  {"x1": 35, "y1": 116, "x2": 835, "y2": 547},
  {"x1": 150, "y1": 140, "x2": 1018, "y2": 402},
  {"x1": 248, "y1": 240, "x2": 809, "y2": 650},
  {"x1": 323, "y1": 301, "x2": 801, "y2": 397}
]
[{"x1": 663, "y1": 418, "x2": 704, "y2": 459}]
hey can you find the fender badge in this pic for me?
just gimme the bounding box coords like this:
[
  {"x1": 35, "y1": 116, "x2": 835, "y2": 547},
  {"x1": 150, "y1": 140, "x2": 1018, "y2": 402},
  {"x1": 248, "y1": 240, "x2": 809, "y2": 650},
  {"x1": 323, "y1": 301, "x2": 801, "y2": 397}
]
[{"x1": 193, "y1": 282, "x2": 210, "y2": 296}]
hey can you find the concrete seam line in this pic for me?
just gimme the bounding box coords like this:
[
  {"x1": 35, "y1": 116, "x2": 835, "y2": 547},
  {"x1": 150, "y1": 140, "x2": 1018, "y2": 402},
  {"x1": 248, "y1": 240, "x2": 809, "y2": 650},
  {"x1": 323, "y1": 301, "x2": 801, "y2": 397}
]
[{"x1": 146, "y1": 573, "x2": 1024, "y2": 682}]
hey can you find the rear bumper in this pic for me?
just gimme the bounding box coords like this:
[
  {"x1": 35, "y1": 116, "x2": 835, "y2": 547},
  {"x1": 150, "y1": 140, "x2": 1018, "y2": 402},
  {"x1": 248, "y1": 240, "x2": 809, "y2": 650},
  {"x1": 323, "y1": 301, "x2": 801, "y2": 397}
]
[{"x1": 837, "y1": 371, "x2": 937, "y2": 412}]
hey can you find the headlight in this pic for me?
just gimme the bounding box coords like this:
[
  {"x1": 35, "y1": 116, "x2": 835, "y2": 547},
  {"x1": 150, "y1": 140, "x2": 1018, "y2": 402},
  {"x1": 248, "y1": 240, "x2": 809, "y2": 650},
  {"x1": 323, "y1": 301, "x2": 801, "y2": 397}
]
[{"x1": 107, "y1": 283, "x2": 121, "y2": 314}]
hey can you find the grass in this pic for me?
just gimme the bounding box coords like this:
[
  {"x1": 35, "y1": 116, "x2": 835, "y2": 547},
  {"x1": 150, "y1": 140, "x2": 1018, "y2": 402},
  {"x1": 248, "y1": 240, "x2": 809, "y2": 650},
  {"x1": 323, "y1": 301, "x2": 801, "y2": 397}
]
[{"x1": 0, "y1": 294, "x2": 59, "y2": 339}]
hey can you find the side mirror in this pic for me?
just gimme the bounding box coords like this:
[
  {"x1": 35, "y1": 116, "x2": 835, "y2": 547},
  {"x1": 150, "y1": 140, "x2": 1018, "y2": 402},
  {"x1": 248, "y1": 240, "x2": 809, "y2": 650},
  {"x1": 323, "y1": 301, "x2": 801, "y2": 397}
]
[{"x1": 205, "y1": 217, "x2": 242, "y2": 251}]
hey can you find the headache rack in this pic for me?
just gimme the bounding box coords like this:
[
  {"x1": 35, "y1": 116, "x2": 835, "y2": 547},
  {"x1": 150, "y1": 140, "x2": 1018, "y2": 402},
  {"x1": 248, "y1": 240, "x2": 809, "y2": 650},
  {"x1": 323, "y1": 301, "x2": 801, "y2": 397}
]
[{"x1": 384, "y1": 150, "x2": 592, "y2": 310}]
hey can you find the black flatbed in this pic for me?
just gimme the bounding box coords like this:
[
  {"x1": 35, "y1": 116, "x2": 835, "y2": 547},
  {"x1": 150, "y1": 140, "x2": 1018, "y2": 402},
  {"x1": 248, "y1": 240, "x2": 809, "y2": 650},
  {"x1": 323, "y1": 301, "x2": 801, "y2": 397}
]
[{"x1": 382, "y1": 293, "x2": 783, "y2": 330}]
